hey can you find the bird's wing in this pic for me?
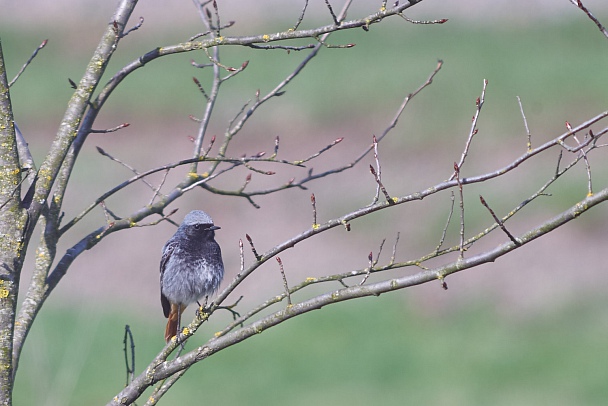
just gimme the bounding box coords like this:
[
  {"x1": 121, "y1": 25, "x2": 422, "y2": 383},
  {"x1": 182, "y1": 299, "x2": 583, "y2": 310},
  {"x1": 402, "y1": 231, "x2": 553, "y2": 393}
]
[{"x1": 160, "y1": 239, "x2": 178, "y2": 318}]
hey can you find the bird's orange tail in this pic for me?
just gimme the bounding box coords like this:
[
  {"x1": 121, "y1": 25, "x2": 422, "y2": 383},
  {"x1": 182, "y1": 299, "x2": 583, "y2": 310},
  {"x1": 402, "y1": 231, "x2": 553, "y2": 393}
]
[{"x1": 165, "y1": 303, "x2": 187, "y2": 343}]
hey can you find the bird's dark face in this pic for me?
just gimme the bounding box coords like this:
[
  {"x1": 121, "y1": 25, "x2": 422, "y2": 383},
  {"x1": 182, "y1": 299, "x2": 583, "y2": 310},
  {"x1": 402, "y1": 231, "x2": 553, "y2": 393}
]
[{"x1": 184, "y1": 223, "x2": 220, "y2": 241}]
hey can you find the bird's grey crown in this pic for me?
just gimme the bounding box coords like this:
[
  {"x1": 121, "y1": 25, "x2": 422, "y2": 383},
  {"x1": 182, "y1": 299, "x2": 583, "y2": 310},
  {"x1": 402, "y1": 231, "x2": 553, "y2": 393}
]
[{"x1": 182, "y1": 210, "x2": 215, "y2": 226}]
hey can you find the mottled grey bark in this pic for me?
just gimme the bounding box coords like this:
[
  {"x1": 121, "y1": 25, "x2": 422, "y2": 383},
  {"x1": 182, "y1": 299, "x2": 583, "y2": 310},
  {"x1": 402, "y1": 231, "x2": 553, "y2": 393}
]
[{"x1": 0, "y1": 37, "x2": 28, "y2": 406}]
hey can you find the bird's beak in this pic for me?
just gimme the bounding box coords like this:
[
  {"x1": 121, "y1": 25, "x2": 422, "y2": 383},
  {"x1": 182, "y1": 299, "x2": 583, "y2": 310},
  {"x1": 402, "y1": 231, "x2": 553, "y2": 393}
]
[{"x1": 210, "y1": 225, "x2": 221, "y2": 230}]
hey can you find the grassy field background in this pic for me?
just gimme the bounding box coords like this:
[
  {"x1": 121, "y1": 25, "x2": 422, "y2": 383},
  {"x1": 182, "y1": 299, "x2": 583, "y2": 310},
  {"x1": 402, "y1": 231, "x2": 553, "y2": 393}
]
[
  {"x1": 13, "y1": 295, "x2": 608, "y2": 405},
  {"x1": 2, "y1": 1, "x2": 608, "y2": 405}
]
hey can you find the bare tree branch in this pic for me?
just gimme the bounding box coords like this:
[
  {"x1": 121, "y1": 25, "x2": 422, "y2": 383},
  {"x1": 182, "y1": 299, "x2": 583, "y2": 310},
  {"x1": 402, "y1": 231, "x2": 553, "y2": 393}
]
[
  {"x1": 12, "y1": 0, "x2": 140, "y2": 376},
  {"x1": 2, "y1": 1, "x2": 606, "y2": 404},
  {"x1": 109, "y1": 184, "x2": 608, "y2": 405},
  {"x1": 569, "y1": 0, "x2": 608, "y2": 39},
  {"x1": 8, "y1": 39, "x2": 48, "y2": 87},
  {"x1": 0, "y1": 36, "x2": 27, "y2": 401}
]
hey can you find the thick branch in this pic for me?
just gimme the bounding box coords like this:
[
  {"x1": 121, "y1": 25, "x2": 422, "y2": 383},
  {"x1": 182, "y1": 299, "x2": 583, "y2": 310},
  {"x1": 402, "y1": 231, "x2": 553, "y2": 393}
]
[
  {"x1": 12, "y1": 0, "x2": 140, "y2": 377},
  {"x1": 0, "y1": 37, "x2": 28, "y2": 404}
]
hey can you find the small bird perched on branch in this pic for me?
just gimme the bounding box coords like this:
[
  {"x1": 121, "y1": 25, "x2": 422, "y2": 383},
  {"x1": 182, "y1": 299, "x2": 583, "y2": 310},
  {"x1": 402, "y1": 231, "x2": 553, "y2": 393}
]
[{"x1": 160, "y1": 210, "x2": 224, "y2": 343}]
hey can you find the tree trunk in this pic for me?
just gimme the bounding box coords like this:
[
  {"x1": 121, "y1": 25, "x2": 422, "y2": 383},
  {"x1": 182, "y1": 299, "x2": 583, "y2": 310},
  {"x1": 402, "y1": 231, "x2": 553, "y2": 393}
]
[{"x1": 0, "y1": 38, "x2": 27, "y2": 406}]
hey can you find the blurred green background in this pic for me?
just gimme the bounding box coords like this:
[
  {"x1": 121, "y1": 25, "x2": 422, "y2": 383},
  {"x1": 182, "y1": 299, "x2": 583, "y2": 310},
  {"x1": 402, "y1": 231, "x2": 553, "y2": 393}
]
[{"x1": 2, "y1": 1, "x2": 608, "y2": 405}]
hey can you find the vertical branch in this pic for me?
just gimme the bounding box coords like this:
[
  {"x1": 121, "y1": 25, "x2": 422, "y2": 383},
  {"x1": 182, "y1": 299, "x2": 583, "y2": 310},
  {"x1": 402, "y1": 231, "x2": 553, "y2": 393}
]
[
  {"x1": 369, "y1": 136, "x2": 393, "y2": 205},
  {"x1": 0, "y1": 38, "x2": 28, "y2": 403},
  {"x1": 567, "y1": 121, "x2": 593, "y2": 196},
  {"x1": 451, "y1": 79, "x2": 487, "y2": 180},
  {"x1": 435, "y1": 192, "x2": 455, "y2": 253},
  {"x1": 311, "y1": 193, "x2": 319, "y2": 228},
  {"x1": 360, "y1": 252, "x2": 374, "y2": 285},
  {"x1": 276, "y1": 257, "x2": 292, "y2": 306},
  {"x1": 123, "y1": 325, "x2": 135, "y2": 386},
  {"x1": 324, "y1": 0, "x2": 340, "y2": 25},
  {"x1": 239, "y1": 238, "x2": 245, "y2": 274},
  {"x1": 453, "y1": 163, "x2": 466, "y2": 259},
  {"x1": 388, "y1": 232, "x2": 400, "y2": 266},
  {"x1": 517, "y1": 96, "x2": 532, "y2": 151},
  {"x1": 190, "y1": 0, "x2": 222, "y2": 172}
]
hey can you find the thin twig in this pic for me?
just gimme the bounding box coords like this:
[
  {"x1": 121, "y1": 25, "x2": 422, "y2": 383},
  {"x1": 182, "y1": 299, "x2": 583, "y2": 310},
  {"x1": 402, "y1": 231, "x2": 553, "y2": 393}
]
[
  {"x1": 220, "y1": 60, "x2": 249, "y2": 82},
  {"x1": 311, "y1": 193, "x2": 319, "y2": 228},
  {"x1": 122, "y1": 16, "x2": 144, "y2": 38},
  {"x1": 210, "y1": 0, "x2": 222, "y2": 36},
  {"x1": 215, "y1": 296, "x2": 244, "y2": 322},
  {"x1": 130, "y1": 209, "x2": 178, "y2": 228},
  {"x1": 203, "y1": 47, "x2": 236, "y2": 72},
  {"x1": 239, "y1": 239, "x2": 244, "y2": 274},
  {"x1": 270, "y1": 136, "x2": 280, "y2": 159},
  {"x1": 479, "y1": 195, "x2": 521, "y2": 246},
  {"x1": 89, "y1": 123, "x2": 130, "y2": 133},
  {"x1": 202, "y1": 135, "x2": 216, "y2": 158},
  {"x1": 516, "y1": 96, "x2": 532, "y2": 151},
  {"x1": 149, "y1": 169, "x2": 170, "y2": 206},
  {"x1": 246, "y1": 234, "x2": 261, "y2": 261},
  {"x1": 324, "y1": 0, "x2": 340, "y2": 25},
  {"x1": 452, "y1": 79, "x2": 487, "y2": 180},
  {"x1": 96, "y1": 146, "x2": 157, "y2": 192},
  {"x1": 435, "y1": 191, "x2": 455, "y2": 253},
  {"x1": 372, "y1": 60, "x2": 443, "y2": 151},
  {"x1": 123, "y1": 325, "x2": 135, "y2": 387},
  {"x1": 189, "y1": 0, "x2": 222, "y2": 174},
  {"x1": 292, "y1": 0, "x2": 309, "y2": 31},
  {"x1": 360, "y1": 239, "x2": 385, "y2": 285},
  {"x1": 192, "y1": 76, "x2": 209, "y2": 100},
  {"x1": 569, "y1": 0, "x2": 608, "y2": 39},
  {"x1": 9, "y1": 39, "x2": 48, "y2": 87},
  {"x1": 369, "y1": 135, "x2": 393, "y2": 205},
  {"x1": 276, "y1": 257, "x2": 292, "y2": 306},
  {"x1": 453, "y1": 162, "x2": 465, "y2": 259},
  {"x1": 191, "y1": 59, "x2": 213, "y2": 69},
  {"x1": 360, "y1": 252, "x2": 374, "y2": 286},
  {"x1": 388, "y1": 232, "x2": 400, "y2": 266},
  {"x1": 314, "y1": 35, "x2": 355, "y2": 49},
  {"x1": 189, "y1": 21, "x2": 235, "y2": 41},
  {"x1": 247, "y1": 43, "x2": 316, "y2": 51},
  {"x1": 100, "y1": 200, "x2": 119, "y2": 222},
  {"x1": 237, "y1": 174, "x2": 252, "y2": 194},
  {"x1": 398, "y1": 14, "x2": 448, "y2": 25},
  {"x1": 294, "y1": 137, "x2": 343, "y2": 165},
  {"x1": 568, "y1": 121, "x2": 593, "y2": 195}
]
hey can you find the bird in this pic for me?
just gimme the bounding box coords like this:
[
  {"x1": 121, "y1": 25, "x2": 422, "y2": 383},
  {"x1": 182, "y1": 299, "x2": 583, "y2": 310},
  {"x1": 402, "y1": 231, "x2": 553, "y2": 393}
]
[{"x1": 160, "y1": 210, "x2": 224, "y2": 343}]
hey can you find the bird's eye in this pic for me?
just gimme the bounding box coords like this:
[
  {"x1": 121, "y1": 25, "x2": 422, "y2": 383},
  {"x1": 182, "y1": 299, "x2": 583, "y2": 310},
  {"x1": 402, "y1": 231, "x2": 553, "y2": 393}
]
[{"x1": 193, "y1": 224, "x2": 201, "y2": 230}]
